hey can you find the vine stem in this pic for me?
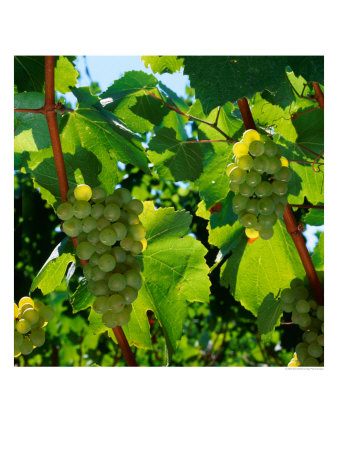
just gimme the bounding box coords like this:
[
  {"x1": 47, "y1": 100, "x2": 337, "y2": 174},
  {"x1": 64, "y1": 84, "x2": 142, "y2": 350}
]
[
  {"x1": 313, "y1": 82, "x2": 324, "y2": 109},
  {"x1": 237, "y1": 96, "x2": 324, "y2": 306},
  {"x1": 144, "y1": 89, "x2": 236, "y2": 142},
  {"x1": 289, "y1": 204, "x2": 324, "y2": 210},
  {"x1": 15, "y1": 56, "x2": 138, "y2": 367}
]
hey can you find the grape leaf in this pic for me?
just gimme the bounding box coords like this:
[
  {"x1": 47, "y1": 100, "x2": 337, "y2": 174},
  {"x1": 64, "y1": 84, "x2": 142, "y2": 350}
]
[
  {"x1": 31, "y1": 239, "x2": 75, "y2": 295},
  {"x1": 147, "y1": 127, "x2": 203, "y2": 181},
  {"x1": 312, "y1": 232, "x2": 324, "y2": 271},
  {"x1": 181, "y1": 56, "x2": 324, "y2": 114},
  {"x1": 220, "y1": 221, "x2": 305, "y2": 316},
  {"x1": 257, "y1": 294, "x2": 283, "y2": 335},
  {"x1": 22, "y1": 147, "x2": 102, "y2": 207},
  {"x1": 101, "y1": 70, "x2": 158, "y2": 100},
  {"x1": 71, "y1": 278, "x2": 95, "y2": 313},
  {"x1": 55, "y1": 56, "x2": 79, "y2": 94},
  {"x1": 304, "y1": 207, "x2": 324, "y2": 226},
  {"x1": 124, "y1": 201, "x2": 211, "y2": 358},
  {"x1": 142, "y1": 56, "x2": 184, "y2": 74},
  {"x1": 293, "y1": 108, "x2": 324, "y2": 155}
]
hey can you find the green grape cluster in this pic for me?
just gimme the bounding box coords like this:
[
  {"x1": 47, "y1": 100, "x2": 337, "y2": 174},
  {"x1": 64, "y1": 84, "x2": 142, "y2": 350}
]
[
  {"x1": 227, "y1": 129, "x2": 291, "y2": 241},
  {"x1": 57, "y1": 185, "x2": 146, "y2": 328},
  {"x1": 14, "y1": 296, "x2": 54, "y2": 357},
  {"x1": 280, "y1": 278, "x2": 324, "y2": 367}
]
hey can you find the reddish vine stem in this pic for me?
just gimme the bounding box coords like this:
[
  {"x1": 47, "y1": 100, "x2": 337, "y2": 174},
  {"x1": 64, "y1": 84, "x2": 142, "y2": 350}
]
[
  {"x1": 297, "y1": 143, "x2": 323, "y2": 159},
  {"x1": 289, "y1": 204, "x2": 324, "y2": 210},
  {"x1": 15, "y1": 56, "x2": 138, "y2": 367},
  {"x1": 237, "y1": 97, "x2": 324, "y2": 306},
  {"x1": 313, "y1": 82, "x2": 324, "y2": 109},
  {"x1": 312, "y1": 150, "x2": 324, "y2": 173}
]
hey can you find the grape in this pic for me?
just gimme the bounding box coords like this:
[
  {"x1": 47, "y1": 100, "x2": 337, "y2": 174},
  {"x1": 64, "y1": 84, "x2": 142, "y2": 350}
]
[
  {"x1": 275, "y1": 167, "x2": 291, "y2": 182},
  {"x1": 130, "y1": 241, "x2": 143, "y2": 255},
  {"x1": 91, "y1": 266, "x2": 106, "y2": 281},
  {"x1": 104, "y1": 203, "x2": 121, "y2": 222},
  {"x1": 108, "y1": 273, "x2": 127, "y2": 292},
  {"x1": 243, "y1": 129, "x2": 261, "y2": 144},
  {"x1": 249, "y1": 140, "x2": 265, "y2": 157},
  {"x1": 93, "y1": 296, "x2": 109, "y2": 314},
  {"x1": 128, "y1": 224, "x2": 146, "y2": 241},
  {"x1": 106, "y1": 294, "x2": 125, "y2": 313},
  {"x1": 91, "y1": 280, "x2": 110, "y2": 297},
  {"x1": 282, "y1": 303, "x2": 294, "y2": 313},
  {"x1": 98, "y1": 254, "x2": 116, "y2": 273},
  {"x1": 106, "y1": 192, "x2": 123, "y2": 207},
  {"x1": 239, "y1": 213, "x2": 257, "y2": 228},
  {"x1": 14, "y1": 331, "x2": 23, "y2": 346},
  {"x1": 120, "y1": 237, "x2": 134, "y2": 252},
  {"x1": 67, "y1": 188, "x2": 76, "y2": 204},
  {"x1": 232, "y1": 195, "x2": 248, "y2": 213},
  {"x1": 30, "y1": 328, "x2": 45, "y2": 347},
  {"x1": 255, "y1": 181, "x2": 272, "y2": 197},
  {"x1": 258, "y1": 213, "x2": 277, "y2": 228},
  {"x1": 73, "y1": 200, "x2": 91, "y2": 219},
  {"x1": 14, "y1": 303, "x2": 19, "y2": 319},
  {"x1": 295, "y1": 342, "x2": 309, "y2": 363},
  {"x1": 95, "y1": 241, "x2": 111, "y2": 255},
  {"x1": 272, "y1": 180, "x2": 288, "y2": 196},
  {"x1": 99, "y1": 227, "x2": 117, "y2": 246},
  {"x1": 302, "y1": 357, "x2": 319, "y2": 367},
  {"x1": 246, "y1": 198, "x2": 259, "y2": 215},
  {"x1": 111, "y1": 246, "x2": 127, "y2": 263},
  {"x1": 96, "y1": 217, "x2": 110, "y2": 231},
  {"x1": 252, "y1": 155, "x2": 269, "y2": 173},
  {"x1": 321, "y1": 322, "x2": 324, "y2": 333},
  {"x1": 92, "y1": 186, "x2": 107, "y2": 203},
  {"x1": 82, "y1": 216, "x2": 97, "y2": 233},
  {"x1": 74, "y1": 184, "x2": 92, "y2": 201},
  {"x1": 31, "y1": 316, "x2": 46, "y2": 329},
  {"x1": 125, "y1": 270, "x2": 142, "y2": 290},
  {"x1": 87, "y1": 229, "x2": 100, "y2": 245},
  {"x1": 308, "y1": 299, "x2": 318, "y2": 311},
  {"x1": 280, "y1": 156, "x2": 289, "y2": 167},
  {"x1": 22, "y1": 308, "x2": 40, "y2": 325},
  {"x1": 102, "y1": 311, "x2": 118, "y2": 328},
  {"x1": 126, "y1": 212, "x2": 139, "y2": 226},
  {"x1": 229, "y1": 181, "x2": 240, "y2": 193},
  {"x1": 245, "y1": 171, "x2": 261, "y2": 187},
  {"x1": 266, "y1": 156, "x2": 282, "y2": 174},
  {"x1": 77, "y1": 232, "x2": 88, "y2": 244},
  {"x1": 259, "y1": 227, "x2": 274, "y2": 240},
  {"x1": 111, "y1": 222, "x2": 127, "y2": 241},
  {"x1": 226, "y1": 163, "x2": 237, "y2": 176},
  {"x1": 112, "y1": 263, "x2": 128, "y2": 275},
  {"x1": 32, "y1": 300, "x2": 44, "y2": 311},
  {"x1": 263, "y1": 140, "x2": 278, "y2": 157},
  {"x1": 280, "y1": 288, "x2": 295, "y2": 304},
  {"x1": 295, "y1": 299, "x2": 310, "y2": 313},
  {"x1": 245, "y1": 228, "x2": 259, "y2": 239},
  {"x1": 115, "y1": 188, "x2": 132, "y2": 205},
  {"x1": 308, "y1": 343, "x2": 323, "y2": 358},
  {"x1": 238, "y1": 154, "x2": 254, "y2": 171},
  {"x1": 83, "y1": 263, "x2": 93, "y2": 279},
  {"x1": 125, "y1": 255, "x2": 141, "y2": 272},
  {"x1": 274, "y1": 203, "x2": 285, "y2": 218},
  {"x1": 233, "y1": 142, "x2": 249, "y2": 157},
  {"x1": 317, "y1": 334, "x2": 324, "y2": 346},
  {"x1": 258, "y1": 197, "x2": 275, "y2": 215},
  {"x1": 114, "y1": 306, "x2": 132, "y2": 325},
  {"x1": 229, "y1": 167, "x2": 246, "y2": 184},
  {"x1": 16, "y1": 319, "x2": 31, "y2": 334},
  {"x1": 19, "y1": 296, "x2": 34, "y2": 309},
  {"x1": 316, "y1": 306, "x2": 324, "y2": 321},
  {"x1": 125, "y1": 199, "x2": 144, "y2": 215},
  {"x1": 140, "y1": 238, "x2": 148, "y2": 251},
  {"x1": 239, "y1": 183, "x2": 255, "y2": 197},
  {"x1": 310, "y1": 317, "x2": 322, "y2": 331},
  {"x1": 39, "y1": 305, "x2": 55, "y2": 322},
  {"x1": 303, "y1": 331, "x2": 318, "y2": 344},
  {"x1": 294, "y1": 286, "x2": 309, "y2": 300},
  {"x1": 121, "y1": 286, "x2": 138, "y2": 304},
  {"x1": 297, "y1": 313, "x2": 311, "y2": 328},
  {"x1": 91, "y1": 203, "x2": 105, "y2": 220},
  {"x1": 63, "y1": 217, "x2": 82, "y2": 237},
  {"x1": 278, "y1": 195, "x2": 288, "y2": 206},
  {"x1": 20, "y1": 337, "x2": 34, "y2": 355},
  {"x1": 76, "y1": 241, "x2": 96, "y2": 260},
  {"x1": 56, "y1": 202, "x2": 73, "y2": 220}
]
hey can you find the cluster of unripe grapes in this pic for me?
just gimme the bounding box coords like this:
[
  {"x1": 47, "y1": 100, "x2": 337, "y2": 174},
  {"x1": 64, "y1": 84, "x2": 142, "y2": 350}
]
[
  {"x1": 227, "y1": 129, "x2": 291, "y2": 240},
  {"x1": 57, "y1": 184, "x2": 146, "y2": 329},
  {"x1": 280, "y1": 278, "x2": 324, "y2": 367},
  {"x1": 14, "y1": 296, "x2": 54, "y2": 357}
]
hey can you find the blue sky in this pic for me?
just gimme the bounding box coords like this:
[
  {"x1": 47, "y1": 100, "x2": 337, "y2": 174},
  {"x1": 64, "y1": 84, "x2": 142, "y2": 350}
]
[{"x1": 66, "y1": 56, "x2": 323, "y2": 252}]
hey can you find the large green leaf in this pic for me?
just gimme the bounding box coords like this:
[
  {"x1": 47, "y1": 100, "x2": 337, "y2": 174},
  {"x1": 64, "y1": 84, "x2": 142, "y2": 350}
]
[
  {"x1": 125, "y1": 202, "x2": 211, "y2": 358},
  {"x1": 31, "y1": 238, "x2": 75, "y2": 295},
  {"x1": 22, "y1": 147, "x2": 102, "y2": 207},
  {"x1": 181, "y1": 56, "x2": 324, "y2": 114},
  {"x1": 312, "y1": 232, "x2": 324, "y2": 271},
  {"x1": 257, "y1": 294, "x2": 283, "y2": 335},
  {"x1": 101, "y1": 70, "x2": 158, "y2": 100},
  {"x1": 55, "y1": 56, "x2": 79, "y2": 94},
  {"x1": 142, "y1": 56, "x2": 184, "y2": 74},
  {"x1": 304, "y1": 207, "x2": 324, "y2": 226},
  {"x1": 293, "y1": 108, "x2": 324, "y2": 154},
  {"x1": 220, "y1": 221, "x2": 305, "y2": 316}
]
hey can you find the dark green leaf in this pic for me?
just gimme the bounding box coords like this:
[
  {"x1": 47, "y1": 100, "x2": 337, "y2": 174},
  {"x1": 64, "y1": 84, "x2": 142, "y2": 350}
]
[{"x1": 257, "y1": 294, "x2": 283, "y2": 335}]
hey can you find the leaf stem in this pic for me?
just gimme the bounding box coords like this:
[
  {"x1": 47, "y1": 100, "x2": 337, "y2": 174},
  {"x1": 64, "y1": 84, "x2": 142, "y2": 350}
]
[{"x1": 289, "y1": 204, "x2": 324, "y2": 210}]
